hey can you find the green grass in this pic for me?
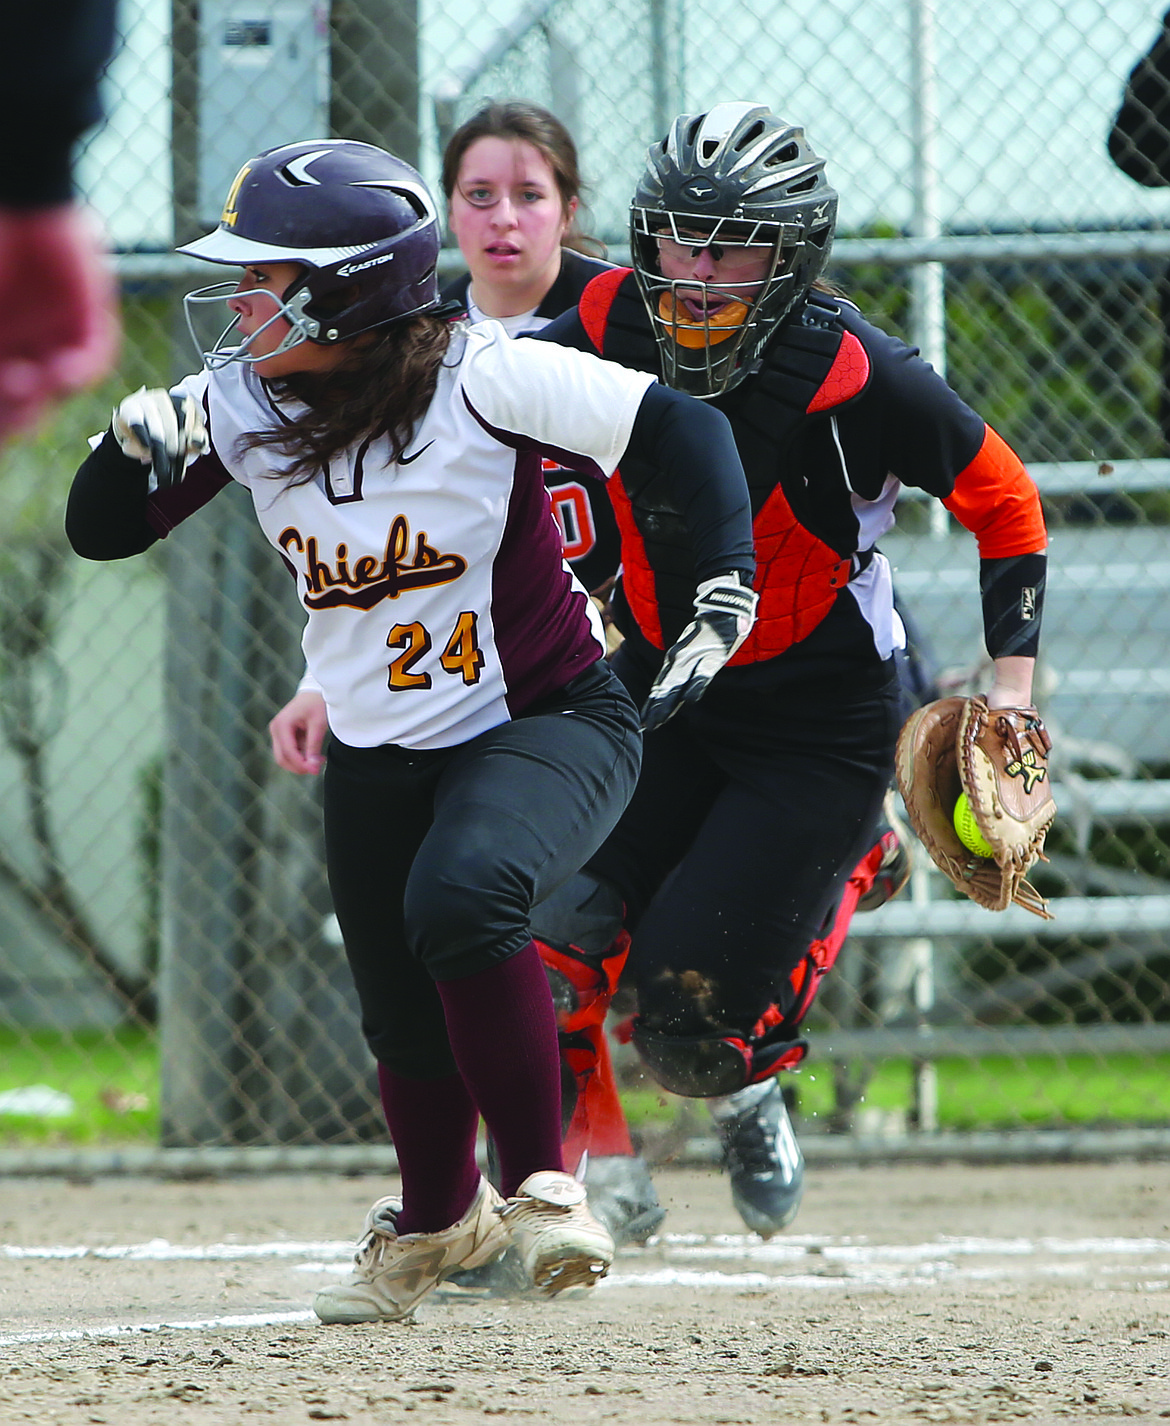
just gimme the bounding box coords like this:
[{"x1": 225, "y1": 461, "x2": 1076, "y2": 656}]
[
  {"x1": 0, "y1": 1027, "x2": 158, "y2": 1145},
  {"x1": 622, "y1": 1052, "x2": 1170, "y2": 1135},
  {"x1": 2, "y1": 1030, "x2": 1168, "y2": 1145}
]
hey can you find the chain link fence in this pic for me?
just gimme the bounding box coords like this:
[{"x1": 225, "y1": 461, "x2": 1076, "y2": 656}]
[{"x1": 3, "y1": 0, "x2": 1170, "y2": 1165}]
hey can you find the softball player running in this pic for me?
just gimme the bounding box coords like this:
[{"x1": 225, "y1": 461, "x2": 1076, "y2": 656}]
[
  {"x1": 269, "y1": 105, "x2": 669, "y2": 1249},
  {"x1": 65, "y1": 139, "x2": 758, "y2": 1321},
  {"x1": 528, "y1": 102, "x2": 1049, "y2": 1239}
]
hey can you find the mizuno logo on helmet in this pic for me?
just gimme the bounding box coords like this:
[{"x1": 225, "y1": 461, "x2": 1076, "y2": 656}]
[
  {"x1": 337, "y1": 252, "x2": 396, "y2": 276},
  {"x1": 682, "y1": 178, "x2": 718, "y2": 202}
]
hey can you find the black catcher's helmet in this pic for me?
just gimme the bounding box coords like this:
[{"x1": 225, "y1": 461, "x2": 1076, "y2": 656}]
[
  {"x1": 178, "y1": 139, "x2": 442, "y2": 369},
  {"x1": 630, "y1": 102, "x2": 838, "y2": 397}
]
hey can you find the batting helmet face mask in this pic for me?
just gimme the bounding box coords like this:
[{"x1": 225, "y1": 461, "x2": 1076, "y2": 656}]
[
  {"x1": 630, "y1": 102, "x2": 839, "y2": 397},
  {"x1": 177, "y1": 140, "x2": 442, "y2": 371}
]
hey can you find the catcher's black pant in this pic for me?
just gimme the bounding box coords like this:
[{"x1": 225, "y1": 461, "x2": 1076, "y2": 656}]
[
  {"x1": 588, "y1": 650, "x2": 900, "y2": 1039},
  {"x1": 322, "y1": 662, "x2": 641, "y2": 1079}
]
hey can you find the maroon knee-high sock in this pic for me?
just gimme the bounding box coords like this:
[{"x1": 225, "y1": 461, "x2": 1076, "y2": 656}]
[
  {"x1": 437, "y1": 940, "x2": 565, "y2": 1197},
  {"x1": 376, "y1": 1063, "x2": 482, "y2": 1235}
]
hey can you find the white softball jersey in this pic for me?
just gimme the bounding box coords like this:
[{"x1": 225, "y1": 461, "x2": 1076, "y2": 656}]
[{"x1": 156, "y1": 322, "x2": 656, "y2": 749}]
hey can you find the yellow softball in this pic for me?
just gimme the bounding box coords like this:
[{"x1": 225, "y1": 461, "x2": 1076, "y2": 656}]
[{"x1": 953, "y1": 791, "x2": 993, "y2": 858}]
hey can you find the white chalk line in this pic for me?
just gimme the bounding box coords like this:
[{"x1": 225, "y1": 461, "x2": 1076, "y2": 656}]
[
  {"x1": 0, "y1": 1310, "x2": 316, "y2": 1348},
  {"x1": 3, "y1": 1231, "x2": 1168, "y2": 1347}
]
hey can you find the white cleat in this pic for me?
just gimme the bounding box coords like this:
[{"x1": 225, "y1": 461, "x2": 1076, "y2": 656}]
[
  {"x1": 313, "y1": 1177, "x2": 509, "y2": 1324},
  {"x1": 498, "y1": 1169, "x2": 615, "y2": 1295}
]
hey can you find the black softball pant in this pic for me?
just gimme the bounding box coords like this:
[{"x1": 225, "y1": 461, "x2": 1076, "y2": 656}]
[
  {"x1": 588, "y1": 655, "x2": 901, "y2": 1038},
  {"x1": 322, "y1": 663, "x2": 641, "y2": 1079}
]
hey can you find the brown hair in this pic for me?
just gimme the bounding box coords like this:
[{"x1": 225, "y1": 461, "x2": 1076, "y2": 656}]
[
  {"x1": 441, "y1": 101, "x2": 604, "y2": 258},
  {"x1": 239, "y1": 314, "x2": 455, "y2": 485}
]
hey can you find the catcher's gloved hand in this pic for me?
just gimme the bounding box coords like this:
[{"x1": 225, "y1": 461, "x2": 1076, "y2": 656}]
[
  {"x1": 639, "y1": 571, "x2": 758, "y2": 733},
  {"x1": 895, "y1": 695, "x2": 1057, "y2": 918},
  {"x1": 112, "y1": 386, "x2": 209, "y2": 489}
]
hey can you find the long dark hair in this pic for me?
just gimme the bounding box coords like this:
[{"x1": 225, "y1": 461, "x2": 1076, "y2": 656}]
[
  {"x1": 239, "y1": 313, "x2": 454, "y2": 486},
  {"x1": 441, "y1": 101, "x2": 604, "y2": 258}
]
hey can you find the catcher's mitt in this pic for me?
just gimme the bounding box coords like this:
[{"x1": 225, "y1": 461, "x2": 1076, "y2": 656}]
[{"x1": 895, "y1": 696, "x2": 1056, "y2": 918}]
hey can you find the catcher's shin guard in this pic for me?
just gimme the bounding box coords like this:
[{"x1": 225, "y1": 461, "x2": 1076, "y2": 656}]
[
  {"x1": 560, "y1": 1021, "x2": 635, "y2": 1161},
  {"x1": 538, "y1": 932, "x2": 630, "y2": 1035},
  {"x1": 855, "y1": 793, "x2": 914, "y2": 914},
  {"x1": 781, "y1": 814, "x2": 911, "y2": 1032},
  {"x1": 535, "y1": 934, "x2": 635, "y2": 1160},
  {"x1": 628, "y1": 827, "x2": 902, "y2": 1100},
  {"x1": 631, "y1": 1005, "x2": 808, "y2": 1098}
]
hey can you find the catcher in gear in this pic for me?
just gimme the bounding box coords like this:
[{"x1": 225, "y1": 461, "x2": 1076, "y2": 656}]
[{"x1": 527, "y1": 100, "x2": 1049, "y2": 1238}]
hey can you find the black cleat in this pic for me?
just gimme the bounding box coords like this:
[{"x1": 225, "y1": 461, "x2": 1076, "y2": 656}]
[{"x1": 711, "y1": 1079, "x2": 805, "y2": 1238}]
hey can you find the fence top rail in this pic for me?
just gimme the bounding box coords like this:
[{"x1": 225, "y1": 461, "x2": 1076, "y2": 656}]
[
  {"x1": 115, "y1": 229, "x2": 1170, "y2": 285},
  {"x1": 892, "y1": 459, "x2": 1170, "y2": 499},
  {"x1": 853, "y1": 894, "x2": 1170, "y2": 939},
  {"x1": 812, "y1": 1022, "x2": 1170, "y2": 1060}
]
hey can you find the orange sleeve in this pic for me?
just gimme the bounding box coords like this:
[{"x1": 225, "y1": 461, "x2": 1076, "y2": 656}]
[{"x1": 941, "y1": 424, "x2": 1047, "y2": 559}]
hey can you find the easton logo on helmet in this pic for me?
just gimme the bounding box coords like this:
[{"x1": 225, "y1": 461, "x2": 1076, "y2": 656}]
[
  {"x1": 337, "y1": 252, "x2": 397, "y2": 276},
  {"x1": 178, "y1": 139, "x2": 444, "y2": 369}
]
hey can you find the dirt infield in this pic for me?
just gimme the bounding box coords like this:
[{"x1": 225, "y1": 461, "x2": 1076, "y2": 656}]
[{"x1": 2, "y1": 1160, "x2": 1168, "y2": 1425}]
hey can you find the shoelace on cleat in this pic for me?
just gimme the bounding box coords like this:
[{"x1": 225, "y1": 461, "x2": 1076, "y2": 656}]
[{"x1": 496, "y1": 1197, "x2": 570, "y2": 1224}]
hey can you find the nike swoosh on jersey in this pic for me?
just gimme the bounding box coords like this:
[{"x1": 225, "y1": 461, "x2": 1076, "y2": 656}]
[{"x1": 398, "y1": 440, "x2": 435, "y2": 465}]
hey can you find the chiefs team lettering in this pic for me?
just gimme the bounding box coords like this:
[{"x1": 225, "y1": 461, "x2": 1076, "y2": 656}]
[{"x1": 279, "y1": 515, "x2": 468, "y2": 610}]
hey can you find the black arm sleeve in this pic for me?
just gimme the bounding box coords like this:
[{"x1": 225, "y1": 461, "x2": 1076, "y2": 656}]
[
  {"x1": 1, "y1": 0, "x2": 119, "y2": 206},
  {"x1": 1109, "y1": 10, "x2": 1170, "y2": 186},
  {"x1": 622, "y1": 382, "x2": 755, "y2": 583},
  {"x1": 979, "y1": 551, "x2": 1046, "y2": 661},
  {"x1": 65, "y1": 428, "x2": 160, "y2": 558}
]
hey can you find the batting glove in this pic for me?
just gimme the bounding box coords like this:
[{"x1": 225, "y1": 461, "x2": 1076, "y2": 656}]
[
  {"x1": 112, "y1": 386, "x2": 209, "y2": 489},
  {"x1": 640, "y1": 571, "x2": 758, "y2": 733}
]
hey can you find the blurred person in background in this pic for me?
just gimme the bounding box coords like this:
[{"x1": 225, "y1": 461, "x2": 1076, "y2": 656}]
[
  {"x1": 439, "y1": 102, "x2": 623, "y2": 602},
  {"x1": 0, "y1": 0, "x2": 120, "y2": 443},
  {"x1": 1110, "y1": 9, "x2": 1170, "y2": 446}
]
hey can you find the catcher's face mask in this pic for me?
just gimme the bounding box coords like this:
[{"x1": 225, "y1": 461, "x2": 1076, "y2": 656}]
[{"x1": 652, "y1": 224, "x2": 778, "y2": 350}]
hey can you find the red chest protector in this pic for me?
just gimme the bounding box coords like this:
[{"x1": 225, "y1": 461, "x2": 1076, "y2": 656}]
[{"x1": 579, "y1": 268, "x2": 871, "y2": 662}]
